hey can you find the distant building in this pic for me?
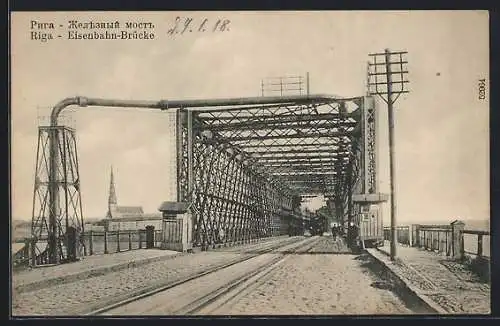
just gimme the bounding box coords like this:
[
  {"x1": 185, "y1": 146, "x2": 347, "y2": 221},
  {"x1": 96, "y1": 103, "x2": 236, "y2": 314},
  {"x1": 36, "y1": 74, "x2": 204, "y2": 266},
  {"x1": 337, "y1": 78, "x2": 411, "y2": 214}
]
[
  {"x1": 105, "y1": 214, "x2": 163, "y2": 232},
  {"x1": 92, "y1": 166, "x2": 163, "y2": 232},
  {"x1": 106, "y1": 166, "x2": 144, "y2": 219}
]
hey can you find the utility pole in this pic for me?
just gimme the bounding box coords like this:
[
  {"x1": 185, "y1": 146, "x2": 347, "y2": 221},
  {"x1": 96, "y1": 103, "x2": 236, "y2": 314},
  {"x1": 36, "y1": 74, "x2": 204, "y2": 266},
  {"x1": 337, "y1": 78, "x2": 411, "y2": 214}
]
[
  {"x1": 385, "y1": 49, "x2": 398, "y2": 261},
  {"x1": 368, "y1": 49, "x2": 409, "y2": 261}
]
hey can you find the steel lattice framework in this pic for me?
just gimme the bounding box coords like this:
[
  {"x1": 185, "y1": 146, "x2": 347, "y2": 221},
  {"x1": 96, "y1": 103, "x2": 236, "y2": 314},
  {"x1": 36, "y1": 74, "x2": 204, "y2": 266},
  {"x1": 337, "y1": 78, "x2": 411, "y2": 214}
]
[
  {"x1": 176, "y1": 95, "x2": 378, "y2": 249},
  {"x1": 32, "y1": 126, "x2": 84, "y2": 263}
]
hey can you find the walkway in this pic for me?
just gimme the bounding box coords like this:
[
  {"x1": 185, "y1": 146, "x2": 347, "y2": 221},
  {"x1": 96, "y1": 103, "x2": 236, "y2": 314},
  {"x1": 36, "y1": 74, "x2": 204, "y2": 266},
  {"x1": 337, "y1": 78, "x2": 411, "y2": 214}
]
[
  {"x1": 367, "y1": 241, "x2": 490, "y2": 314},
  {"x1": 13, "y1": 249, "x2": 180, "y2": 293}
]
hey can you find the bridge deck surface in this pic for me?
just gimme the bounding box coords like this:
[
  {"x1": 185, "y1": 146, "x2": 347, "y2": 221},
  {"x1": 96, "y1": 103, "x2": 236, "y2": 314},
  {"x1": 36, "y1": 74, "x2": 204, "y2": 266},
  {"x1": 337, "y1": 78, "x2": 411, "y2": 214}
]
[
  {"x1": 367, "y1": 241, "x2": 490, "y2": 314},
  {"x1": 12, "y1": 237, "x2": 490, "y2": 315},
  {"x1": 12, "y1": 249, "x2": 180, "y2": 293}
]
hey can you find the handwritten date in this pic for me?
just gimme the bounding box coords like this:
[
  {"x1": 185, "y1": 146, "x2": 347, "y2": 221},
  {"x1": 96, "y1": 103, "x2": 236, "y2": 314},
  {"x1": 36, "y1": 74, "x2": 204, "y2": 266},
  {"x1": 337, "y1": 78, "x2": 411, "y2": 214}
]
[{"x1": 167, "y1": 17, "x2": 231, "y2": 36}]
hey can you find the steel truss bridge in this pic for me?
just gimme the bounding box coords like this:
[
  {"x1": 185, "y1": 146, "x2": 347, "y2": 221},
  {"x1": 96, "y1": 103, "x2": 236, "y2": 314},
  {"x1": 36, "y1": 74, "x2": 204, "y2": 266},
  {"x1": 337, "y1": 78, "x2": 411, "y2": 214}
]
[{"x1": 32, "y1": 93, "x2": 384, "y2": 263}]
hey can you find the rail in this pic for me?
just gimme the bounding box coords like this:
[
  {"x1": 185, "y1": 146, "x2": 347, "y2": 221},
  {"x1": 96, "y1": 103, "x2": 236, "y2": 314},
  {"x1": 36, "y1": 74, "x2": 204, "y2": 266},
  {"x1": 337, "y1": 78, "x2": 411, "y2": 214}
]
[
  {"x1": 88, "y1": 236, "x2": 318, "y2": 316},
  {"x1": 383, "y1": 221, "x2": 490, "y2": 260}
]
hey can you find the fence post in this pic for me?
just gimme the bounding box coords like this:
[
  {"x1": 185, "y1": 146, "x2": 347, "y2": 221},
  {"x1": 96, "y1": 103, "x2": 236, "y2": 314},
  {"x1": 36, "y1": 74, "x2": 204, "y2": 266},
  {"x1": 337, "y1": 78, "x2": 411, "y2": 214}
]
[
  {"x1": 30, "y1": 238, "x2": 36, "y2": 267},
  {"x1": 446, "y1": 230, "x2": 450, "y2": 256},
  {"x1": 89, "y1": 230, "x2": 93, "y2": 255},
  {"x1": 83, "y1": 233, "x2": 87, "y2": 256},
  {"x1": 129, "y1": 231, "x2": 132, "y2": 251},
  {"x1": 478, "y1": 234, "x2": 483, "y2": 257},
  {"x1": 414, "y1": 224, "x2": 420, "y2": 247},
  {"x1": 431, "y1": 231, "x2": 435, "y2": 251},
  {"x1": 104, "y1": 231, "x2": 109, "y2": 254},
  {"x1": 451, "y1": 220, "x2": 465, "y2": 260},
  {"x1": 423, "y1": 230, "x2": 427, "y2": 249},
  {"x1": 139, "y1": 230, "x2": 143, "y2": 249},
  {"x1": 117, "y1": 230, "x2": 121, "y2": 252},
  {"x1": 146, "y1": 226, "x2": 155, "y2": 249}
]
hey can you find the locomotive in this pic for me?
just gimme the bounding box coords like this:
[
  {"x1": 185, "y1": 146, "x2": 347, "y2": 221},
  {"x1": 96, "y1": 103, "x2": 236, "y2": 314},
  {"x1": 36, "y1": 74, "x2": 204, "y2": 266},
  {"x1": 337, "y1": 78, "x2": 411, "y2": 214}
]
[
  {"x1": 309, "y1": 214, "x2": 327, "y2": 236},
  {"x1": 287, "y1": 212, "x2": 327, "y2": 237}
]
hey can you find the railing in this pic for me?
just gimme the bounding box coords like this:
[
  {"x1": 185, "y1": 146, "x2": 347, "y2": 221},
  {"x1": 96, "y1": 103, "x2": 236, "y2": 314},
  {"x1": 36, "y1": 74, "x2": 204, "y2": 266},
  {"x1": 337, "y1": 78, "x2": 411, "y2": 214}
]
[
  {"x1": 12, "y1": 240, "x2": 31, "y2": 270},
  {"x1": 462, "y1": 229, "x2": 490, "y2": 260},
  {"x1": 15, "y1": 227, "x2": 163, "y2": 269},
  {"x1": 417, "y1": 225, "x2": 453, "y2": 256},
  {"x1": 384, "y1": 226, "x2": 411, "y2": 246},
  {"x1": 81, "y1": 228, "x2": 162, "y2": 256},
  {"x1": 384, "y1": 221, "x2": 490, "y2": 260},
  {"x1": 13, "y1": 238, "x2": 50, "y2": 269}
]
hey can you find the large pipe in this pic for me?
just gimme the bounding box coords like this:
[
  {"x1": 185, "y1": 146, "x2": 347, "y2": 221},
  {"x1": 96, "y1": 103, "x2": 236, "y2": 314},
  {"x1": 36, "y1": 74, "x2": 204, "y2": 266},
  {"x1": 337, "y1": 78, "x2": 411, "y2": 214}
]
[
  {"x1": 51, "y1": 94, "x2": 345, "y2": 125},
  {"x1": 48, "y1": 126, "x2": 59, "y2": 263},
  {"x1": 51, "y1": 94, "x2": 344, "y2": 125},
  {"x1": 50, "y1": 97, "x2": 169, "y2": 126}
]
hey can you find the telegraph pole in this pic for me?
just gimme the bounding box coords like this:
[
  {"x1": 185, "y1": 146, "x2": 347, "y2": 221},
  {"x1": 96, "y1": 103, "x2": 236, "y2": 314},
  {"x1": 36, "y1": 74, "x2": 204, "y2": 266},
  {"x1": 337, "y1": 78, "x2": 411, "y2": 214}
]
[
  {"x1": 368, "y1": 49, "x2": 409, "y2": 261},
  {"x1": 385, "y1": 49, "x2": 398, "y2": 261}
]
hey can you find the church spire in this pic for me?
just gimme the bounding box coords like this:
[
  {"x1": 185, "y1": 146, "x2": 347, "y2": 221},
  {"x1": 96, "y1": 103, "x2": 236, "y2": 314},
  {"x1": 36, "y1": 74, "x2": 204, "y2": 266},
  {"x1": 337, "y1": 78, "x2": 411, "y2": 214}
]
[
  {"x1": 107, "y1": 165, "x2": 117, "y2": 218},
  {"x1": 108, "y1": 165, "x2": 117, "y2": 205}
]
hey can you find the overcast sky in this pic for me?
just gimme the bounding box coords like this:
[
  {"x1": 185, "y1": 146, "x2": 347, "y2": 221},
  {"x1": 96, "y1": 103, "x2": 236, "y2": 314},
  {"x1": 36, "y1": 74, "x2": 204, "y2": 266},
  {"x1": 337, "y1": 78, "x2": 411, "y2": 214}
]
[{"x1": 11, "y1": 11, "x2": 489, "y2": 225}]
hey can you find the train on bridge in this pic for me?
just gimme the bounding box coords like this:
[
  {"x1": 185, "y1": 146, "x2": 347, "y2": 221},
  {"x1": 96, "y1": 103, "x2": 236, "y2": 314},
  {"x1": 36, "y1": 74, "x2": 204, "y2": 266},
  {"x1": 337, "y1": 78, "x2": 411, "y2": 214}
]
[
  {"x1": 287, "y1": 212, "x2": 327, "y2": 237},
  {"x1": 308, "y1": 214, "x2": 327, "y2": 236}
]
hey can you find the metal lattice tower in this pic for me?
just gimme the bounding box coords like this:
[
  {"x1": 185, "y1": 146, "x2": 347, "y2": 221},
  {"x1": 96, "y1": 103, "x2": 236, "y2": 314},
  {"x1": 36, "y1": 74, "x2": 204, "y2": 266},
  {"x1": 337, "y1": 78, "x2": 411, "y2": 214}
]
[{"x1": 31, "y1": 125, "x2": 84, "y2": 264}]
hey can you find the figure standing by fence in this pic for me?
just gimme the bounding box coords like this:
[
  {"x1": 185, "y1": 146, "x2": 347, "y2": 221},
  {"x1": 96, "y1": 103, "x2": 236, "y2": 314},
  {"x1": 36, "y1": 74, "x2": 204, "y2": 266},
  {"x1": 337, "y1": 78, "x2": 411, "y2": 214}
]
[
  {"x1": 347, "y1": 222, "x2": 359, "y2": 249},
  {"x1": 76, "y1": 226, "x2": 85, "y2": 259},
  {"x1": 331, "y1": 224, "x2": 338, "y2": 241}
]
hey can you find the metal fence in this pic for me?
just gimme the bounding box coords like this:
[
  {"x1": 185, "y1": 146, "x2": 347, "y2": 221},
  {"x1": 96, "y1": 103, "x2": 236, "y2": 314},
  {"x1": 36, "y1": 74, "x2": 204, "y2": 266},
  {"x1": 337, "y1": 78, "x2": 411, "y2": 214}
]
[
  {"x1": 383, "y1": 226, "x2": 411, "y2": 246},
  {"x1": 418, "y1": 225, "x2": 453, "y2": 256},
  {"x1": 462, "y1": 229, "x2": 490, "y2": 259},
  {"x1": 384, "y1": 222, "x2": 490, "y2": 260},
  {"x1": 14, "y1": 227, "x2": 166, "y2": 269},
  {"x1": 82, "y1": 229, "x2": 164, "y2": 255}
]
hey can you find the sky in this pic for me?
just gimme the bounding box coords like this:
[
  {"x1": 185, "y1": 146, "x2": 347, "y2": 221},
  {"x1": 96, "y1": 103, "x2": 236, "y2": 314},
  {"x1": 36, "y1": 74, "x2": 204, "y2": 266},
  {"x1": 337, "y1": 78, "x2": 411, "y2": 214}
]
[{"x1": 11, "y1": 11, "x2": 490, "y2": 225}]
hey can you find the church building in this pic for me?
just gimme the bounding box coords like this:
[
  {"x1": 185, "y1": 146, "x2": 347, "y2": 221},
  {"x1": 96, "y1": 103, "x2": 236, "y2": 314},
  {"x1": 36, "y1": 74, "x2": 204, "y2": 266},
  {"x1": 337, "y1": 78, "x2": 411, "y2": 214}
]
[{"x1": 106, "y1": 166, "x2": 144, "y2": 219}]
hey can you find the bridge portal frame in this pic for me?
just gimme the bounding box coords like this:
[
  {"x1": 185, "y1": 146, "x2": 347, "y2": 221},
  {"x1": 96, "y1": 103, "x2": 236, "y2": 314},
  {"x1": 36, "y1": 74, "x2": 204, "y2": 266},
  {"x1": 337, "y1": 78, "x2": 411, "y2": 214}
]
[{"x1": 175, "y1": 96, "x2": 382, "y2": 250}]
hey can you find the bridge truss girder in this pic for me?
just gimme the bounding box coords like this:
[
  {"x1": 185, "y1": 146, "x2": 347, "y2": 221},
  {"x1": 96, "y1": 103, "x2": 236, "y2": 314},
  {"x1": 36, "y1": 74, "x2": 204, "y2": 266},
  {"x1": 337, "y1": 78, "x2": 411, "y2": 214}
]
[{"x1": 176, "y1": 95, "x2": 377, "y2": 249}]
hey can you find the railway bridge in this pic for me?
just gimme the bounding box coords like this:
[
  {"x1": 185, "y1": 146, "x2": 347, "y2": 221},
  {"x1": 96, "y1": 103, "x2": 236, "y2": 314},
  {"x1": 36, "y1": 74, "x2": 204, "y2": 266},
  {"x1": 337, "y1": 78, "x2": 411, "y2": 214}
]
[{"x1": 31, "y1": 92, "x2": 388, "y2": 264}]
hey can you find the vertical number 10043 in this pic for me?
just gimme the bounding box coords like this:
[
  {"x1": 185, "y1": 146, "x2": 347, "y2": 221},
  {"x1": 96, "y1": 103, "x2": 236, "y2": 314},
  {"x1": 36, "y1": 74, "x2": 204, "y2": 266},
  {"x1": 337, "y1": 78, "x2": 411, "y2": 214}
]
[{"x1": 478, "y1": 79, "x2": 486, "y2": 100}]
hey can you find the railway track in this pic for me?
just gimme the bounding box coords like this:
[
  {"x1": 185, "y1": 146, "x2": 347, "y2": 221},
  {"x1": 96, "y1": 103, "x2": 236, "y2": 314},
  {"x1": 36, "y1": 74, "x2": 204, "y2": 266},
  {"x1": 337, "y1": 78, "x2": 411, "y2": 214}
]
[
  {"x1": 183, "y1": 237, "x2": 320, "y2": 315},
  {"x1": 87, "y1": 236, "x2": 319, "y2": 316}
]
